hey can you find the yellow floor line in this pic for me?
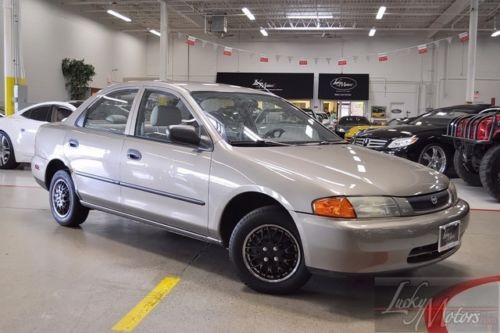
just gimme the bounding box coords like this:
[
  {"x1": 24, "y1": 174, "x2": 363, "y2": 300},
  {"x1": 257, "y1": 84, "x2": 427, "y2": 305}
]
[{"x1": 112, "y1": 276, "x2": 181, "y2": 332}]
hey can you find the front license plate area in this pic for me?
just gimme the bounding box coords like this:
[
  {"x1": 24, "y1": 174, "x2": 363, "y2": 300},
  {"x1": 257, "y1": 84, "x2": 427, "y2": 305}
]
[{"x1": 438, "y1": 220, "x2": 461, "y2": 252}]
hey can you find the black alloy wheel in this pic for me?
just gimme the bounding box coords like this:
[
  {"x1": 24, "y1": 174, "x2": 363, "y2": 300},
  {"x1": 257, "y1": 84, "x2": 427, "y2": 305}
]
[
  {"x1": 49, "y1": 170, "x2": 89, "y2": 227},
  {"x1": 229, "y1": 206, "x2": 310, "y2": 294}
]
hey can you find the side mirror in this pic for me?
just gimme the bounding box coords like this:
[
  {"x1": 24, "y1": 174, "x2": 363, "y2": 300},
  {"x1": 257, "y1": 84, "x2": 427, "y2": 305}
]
[{"x1": 169, "y1": 125, "x2": 201, "y2": 146}]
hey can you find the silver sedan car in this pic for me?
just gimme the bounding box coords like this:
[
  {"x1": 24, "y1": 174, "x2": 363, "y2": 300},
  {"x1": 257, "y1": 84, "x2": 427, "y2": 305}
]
[{"x1": 32, "y1": 82, "x2": 469, "y2": 294}]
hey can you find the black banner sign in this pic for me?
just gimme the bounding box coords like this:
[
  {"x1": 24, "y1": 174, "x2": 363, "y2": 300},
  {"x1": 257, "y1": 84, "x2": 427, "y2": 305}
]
[
  {"x1": 318, "y1": 73, "x2": 369, "y2": 100},
  {"x1": 216, "y1": 72, "x2": 314, "y2": 99}
]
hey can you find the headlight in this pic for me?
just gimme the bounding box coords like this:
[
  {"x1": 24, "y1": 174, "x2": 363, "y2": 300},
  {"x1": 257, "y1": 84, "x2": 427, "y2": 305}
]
[
  {"x1": 387, "y1": 136, "x2": 418, "y2": 149},
  {"x1": 337, "y1": 128, "x2": 345, "y2": 133},
  {"x1": 312, "y1": 196, "x2": 401, "y2": 218},
  {"x1": 448, "y1": 181, "x2": 458, "y2": 204}
]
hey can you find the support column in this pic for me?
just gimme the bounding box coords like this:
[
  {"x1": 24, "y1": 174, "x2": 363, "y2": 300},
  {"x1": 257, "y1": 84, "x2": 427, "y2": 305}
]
[
  {"x1": 3, "y1": 0, "x2": 26, "y2": 115},
  {"x1": 465, "y1": 0, "x2": 478, "y2": 103},
  {"x1": 159, "y1": 0, "x2": 169, "y2": 81}
]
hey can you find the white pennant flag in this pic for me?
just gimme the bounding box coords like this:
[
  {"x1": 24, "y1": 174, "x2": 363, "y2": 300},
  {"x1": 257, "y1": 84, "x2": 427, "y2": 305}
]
[
  {"x1": 314, "y1": 58, "x2": 319, "y2": 65},
  {"x1": 275, "y1": 55, "x2": 281, "y2": 62},
  {"x1": 288, "y1": 56, "x2": 293, "y2": 63},
  {"x1": 326, "y1": 57, "x2": 331, "y2": 64}
]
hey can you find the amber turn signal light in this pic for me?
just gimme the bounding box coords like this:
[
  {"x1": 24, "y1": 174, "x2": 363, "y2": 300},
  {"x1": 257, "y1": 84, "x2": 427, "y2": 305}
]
[{"x1": 312, "y1": 197, "x2": 357, "y2": 218}]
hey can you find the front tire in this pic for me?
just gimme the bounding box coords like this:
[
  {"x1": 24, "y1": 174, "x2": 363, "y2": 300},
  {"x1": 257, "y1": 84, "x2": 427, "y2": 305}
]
[
  {"x1": 453, "y1": 149, "x2": 482, "y2": 186},
  {"x1": 229, "y1": 206, "x2": 311, "y2": 294},
  {"x1": 49, "y1": 170, "x2": 89, "y2": 227},
  {"x1": 0, "y1": 131, "x2": 19, "y2": 169},
  {"x1": 479, "y1": 145, "x2": 500, "y2": 202},
  {"x1": 418, "y1": 143, "x2": 450, "y2": 174}
]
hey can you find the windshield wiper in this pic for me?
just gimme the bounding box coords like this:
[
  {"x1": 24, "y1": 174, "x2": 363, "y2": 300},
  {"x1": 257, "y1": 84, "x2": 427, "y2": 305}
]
[
  {"x1": 297, "y1": 140, "x2": 346, "y2": 145},
  {"x1": 230, "y1": 140, "x2": 291, "y2": 147}
]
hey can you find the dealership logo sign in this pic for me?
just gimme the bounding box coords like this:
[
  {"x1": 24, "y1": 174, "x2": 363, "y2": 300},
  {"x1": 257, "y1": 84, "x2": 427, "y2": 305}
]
[
  {"x1": 330, "y1": 77, "x2": 358, "y2": 91},
  {"x1": 252, "y1": 79, "x2": 282, "y2": 92}
]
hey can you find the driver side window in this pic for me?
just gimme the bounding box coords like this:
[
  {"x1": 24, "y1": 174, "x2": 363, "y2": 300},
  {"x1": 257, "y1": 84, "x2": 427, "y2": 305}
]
[{"x1": 134, "y1": 90, "x2": 198, "y2": 143}]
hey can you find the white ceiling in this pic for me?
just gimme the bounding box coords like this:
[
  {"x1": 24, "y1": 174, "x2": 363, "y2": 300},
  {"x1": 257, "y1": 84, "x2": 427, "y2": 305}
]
[{"x1": 57, "y1": 0, "x2": 500, "y2": 40}]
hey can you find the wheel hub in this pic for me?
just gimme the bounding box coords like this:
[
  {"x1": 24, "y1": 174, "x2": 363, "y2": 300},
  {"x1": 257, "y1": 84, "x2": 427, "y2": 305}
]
[
  {"x1": 421, "y1": 146, "x2": 447, "y2": 173},
  {"x1": 0, "y1": 135, "x2": 11, "y2": 166},
  {"x1": 52, "y1": 180, "x2": 70, "y2": 217},
  {"x1": 243, "y1": 225, "x2": 300, "y2": 282}
]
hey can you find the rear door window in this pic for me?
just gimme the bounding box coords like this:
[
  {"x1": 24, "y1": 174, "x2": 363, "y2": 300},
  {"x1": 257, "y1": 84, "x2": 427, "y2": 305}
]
[{"x1": 81, "y1": 89, "x2": 138, "y2": 134}]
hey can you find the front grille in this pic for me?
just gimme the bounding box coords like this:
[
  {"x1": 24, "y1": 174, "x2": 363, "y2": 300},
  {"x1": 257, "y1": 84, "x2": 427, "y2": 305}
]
[
  {"x1": 407, "y1": 190, "x2": 450, "y2": 213},
  {"x1": 407, "y1": 243, "x2": 455, "y2": 264},
  {"x1": 353, "y1": 137, "x2": 388, "y2": 148}
]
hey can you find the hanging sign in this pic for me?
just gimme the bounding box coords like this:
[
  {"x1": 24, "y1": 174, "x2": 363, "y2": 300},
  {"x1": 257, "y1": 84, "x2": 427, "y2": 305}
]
[
  {"x1": 318, "y1": 73, "x2": 369, "y2": 101},
  {"x1": 216, "y1": 72, "x2": 314, "y2": 99}
]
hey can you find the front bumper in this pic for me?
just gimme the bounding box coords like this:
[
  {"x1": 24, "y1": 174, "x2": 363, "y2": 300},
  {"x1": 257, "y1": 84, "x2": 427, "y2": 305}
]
[{"x1": 295, "y1": 199, "x2": 469, "y2": 273}]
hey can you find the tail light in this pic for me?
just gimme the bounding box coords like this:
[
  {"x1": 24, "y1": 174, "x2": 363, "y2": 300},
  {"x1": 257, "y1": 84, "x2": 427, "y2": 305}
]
[
  {"x1": 455, "y1": 118, "x2": 467, "y2": 137},
  {"x1": 477, "y1": 117, "x2": 493, "y2": 141}
]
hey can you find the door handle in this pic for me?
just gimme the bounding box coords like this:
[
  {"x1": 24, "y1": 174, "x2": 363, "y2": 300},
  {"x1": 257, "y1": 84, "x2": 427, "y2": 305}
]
[
  {"x1": 127, "y1": 149, "x2": 142, "y2": 160},
  {"x1": 68, "y1": 139, "x2": 79, "y2": 148}
]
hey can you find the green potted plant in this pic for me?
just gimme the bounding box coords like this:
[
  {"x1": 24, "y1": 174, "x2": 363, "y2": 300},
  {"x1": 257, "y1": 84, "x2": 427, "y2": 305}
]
[{"x1": 61, "y1": 58, "x2": 96, "y2": 100}]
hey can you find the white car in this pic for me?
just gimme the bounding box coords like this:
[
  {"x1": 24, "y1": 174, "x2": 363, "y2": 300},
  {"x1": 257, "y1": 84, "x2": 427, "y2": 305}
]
[{"x1": 0, "y1": 101, "x2": 78, "y2": 169}]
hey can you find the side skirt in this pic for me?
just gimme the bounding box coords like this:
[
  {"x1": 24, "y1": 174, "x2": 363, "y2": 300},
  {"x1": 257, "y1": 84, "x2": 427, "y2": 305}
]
[{"x1": 80, "y1": 200, "x2": 222, "y2": 246}]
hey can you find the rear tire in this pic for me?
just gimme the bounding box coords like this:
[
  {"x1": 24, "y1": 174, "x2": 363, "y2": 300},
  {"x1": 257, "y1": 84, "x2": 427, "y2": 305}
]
[
  {"x1": 0, "y1": 131, "x2": 19, "y2": 169},
  {"x1": 479, "y1": 145, "x2": 500, "y2": 202},
  {"x1": 453, "y1": 149, "x2": 482, "y2": 186},
  {"x1": 49, "y1": 170, "x2": 89, "y2": 227},
  {"x1": 229, "y1": 206, "x2": 311, "y2": 294}
]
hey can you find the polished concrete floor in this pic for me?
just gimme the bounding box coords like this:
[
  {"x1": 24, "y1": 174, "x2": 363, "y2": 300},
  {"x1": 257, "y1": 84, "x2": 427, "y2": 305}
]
[{"x1": 0, "y1": 169, "x2": 499, "y2": 333}]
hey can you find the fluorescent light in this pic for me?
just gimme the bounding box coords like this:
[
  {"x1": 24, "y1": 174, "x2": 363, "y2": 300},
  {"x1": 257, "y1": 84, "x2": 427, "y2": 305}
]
[
  {"x1": 260, "y1": 27, "x2": 268, "y2": 36},
  {"x1": 241, "y1": 7, "x2": 255, "y2": 21},
  {"x1": 287, "y1": 15, "x2": 333, "y2": 19},
  {"x1": 376, "y1": 6, "x2": 386, "y2": 20},
  {"x1": 107, "y1": 9, "x2": 131, "y2": 22},
  {"x1": 149, "y1": 29, "x2": 161, "y2": 37},
  {"x1": 270, "y1": 26, "x2": 345, "y2": 31},
  {"x1": 492, "y1": 30, "x2": 500, "y2": 37},
  {"x1": 369, "y1": 28, "x2": 376, "y2": 36}
]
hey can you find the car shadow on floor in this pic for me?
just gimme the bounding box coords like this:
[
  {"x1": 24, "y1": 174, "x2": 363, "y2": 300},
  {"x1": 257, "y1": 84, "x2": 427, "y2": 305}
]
[{"x1": 72, "y1": 210, "x2": 473, "y2": 322}]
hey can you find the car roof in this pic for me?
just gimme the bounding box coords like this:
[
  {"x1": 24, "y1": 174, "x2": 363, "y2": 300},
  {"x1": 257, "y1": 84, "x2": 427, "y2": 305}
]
[
  {"x1": 438, "y1": 104, "x2": 495, "y2": 112},
  {"x1": 102, "y1": 81, "x2": 274, "y2": 96}
]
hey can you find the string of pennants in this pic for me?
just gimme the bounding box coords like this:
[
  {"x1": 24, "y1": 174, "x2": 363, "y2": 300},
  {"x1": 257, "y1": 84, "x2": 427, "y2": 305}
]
[{"x1": 178, "y1": 31, "x2": 470, "y2": 66}]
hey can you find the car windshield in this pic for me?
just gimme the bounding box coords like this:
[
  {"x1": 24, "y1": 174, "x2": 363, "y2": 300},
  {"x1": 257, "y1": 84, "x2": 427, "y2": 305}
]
[
  {"x1": 338, "y1": 116, "x2": 370, "y2": 125},
  {"x1": 409, "y1": 109, "x2": 472, "y2": 126},
  {"x1": 191, "y1": 91, "x2": 342, "y2": 145}
]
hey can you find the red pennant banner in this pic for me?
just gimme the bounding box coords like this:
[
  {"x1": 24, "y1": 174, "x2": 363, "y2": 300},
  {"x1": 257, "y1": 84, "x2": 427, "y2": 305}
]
[
  {"x1": 459, "y1": 32, "x2": 469, "y2": 43},
  {"x1": 378, "y1": 54, "x2": 388, "y2": 62},
  {"x1": 186, "y1": 36, "x2": 196, "y2": 46},
  {"x1": 259, "y1": 56, "x2": 269, "y2": 63},
  {"x1": 223, "y1": 47, "x2": 233, "y2": 56},
  {"x1": 338, "y1": 58, "x2": 347, "y2": 66},
  {"x1": 418, "y1": 44, "x2": 428, "y2": 54},
  {"x1": 299, "y1": 59, "x2": 308, "y2": 65}
]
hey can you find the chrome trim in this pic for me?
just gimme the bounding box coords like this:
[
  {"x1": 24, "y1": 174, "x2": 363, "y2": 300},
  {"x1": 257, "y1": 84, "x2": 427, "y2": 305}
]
[
  {"x1": 74, "y1": 171, "x2": 205, "y2": 206},
  {"x1": 81, "y1": 200, "x2": 221, "y2": 245},
  {"x1": 120, "y1": 181, "x2": 205, "y2": 206},
  {"x1": 74, "y1": 171, "x2": 119, "y2": 185}
]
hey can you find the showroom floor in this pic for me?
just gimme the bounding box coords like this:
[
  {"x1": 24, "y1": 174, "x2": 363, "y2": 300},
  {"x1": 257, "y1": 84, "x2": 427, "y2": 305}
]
[{"x1": 0, "y1": 168, "x2": 499, "y2": 333}]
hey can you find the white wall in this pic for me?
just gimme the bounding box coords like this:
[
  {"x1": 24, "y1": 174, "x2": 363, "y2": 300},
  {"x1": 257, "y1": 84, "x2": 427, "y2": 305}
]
[
  {"x1": 146, "y1": 34, "x2": 500, "y2": 118},
  {"x1": 0, "y1": 0, "x2": 148, "y2": 104}
]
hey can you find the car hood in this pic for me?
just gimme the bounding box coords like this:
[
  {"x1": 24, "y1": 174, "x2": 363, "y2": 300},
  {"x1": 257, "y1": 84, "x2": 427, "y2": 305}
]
[
  {"x1": 234, "y1": 143, "x2": 448, "y2": 197},
  {"x1": 355, "y1": 124, "x2": 443, "y2": 139}
]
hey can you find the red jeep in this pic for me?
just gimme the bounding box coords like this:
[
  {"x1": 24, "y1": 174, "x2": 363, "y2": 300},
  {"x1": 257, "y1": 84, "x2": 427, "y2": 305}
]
[{"x1": 448, "y1": 108, "x2": 500, "y2": 201}]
